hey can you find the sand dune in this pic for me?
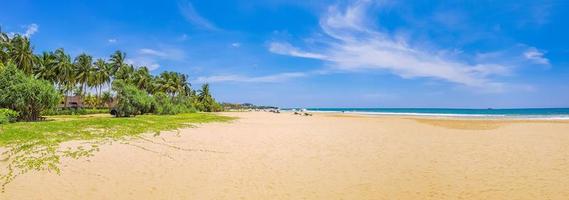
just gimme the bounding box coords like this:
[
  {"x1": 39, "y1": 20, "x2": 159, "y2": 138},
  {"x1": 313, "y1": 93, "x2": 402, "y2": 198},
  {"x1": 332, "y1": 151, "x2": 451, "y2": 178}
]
[{"x1": 2, "y1": 112, "x2": 569, "y2": 199}]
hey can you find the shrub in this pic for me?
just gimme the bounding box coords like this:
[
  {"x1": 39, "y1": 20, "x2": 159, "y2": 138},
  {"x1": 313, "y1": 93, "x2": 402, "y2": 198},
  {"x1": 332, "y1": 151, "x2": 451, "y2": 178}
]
[
  {"x1": 0, "y1": 108, "x2": 19, "y2": 124},
  {"x1": 0, "y1": 63, "x2": 59, "y2": 121},
  {"x1": 153, "y1": 93, "x2": 196, "y2": 115},
  {"x1": 112, "y1": 80, "x2": 154, "y2": 117},
  {"x1": 153, "y1": 92, "x2": 176, "y2": 115}
]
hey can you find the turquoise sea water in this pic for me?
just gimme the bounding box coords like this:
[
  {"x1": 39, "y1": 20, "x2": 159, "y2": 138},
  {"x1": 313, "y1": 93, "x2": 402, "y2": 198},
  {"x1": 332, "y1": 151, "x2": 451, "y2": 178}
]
[{"x1": 286, "y1": 108, "x2": 569, "y2": 119}]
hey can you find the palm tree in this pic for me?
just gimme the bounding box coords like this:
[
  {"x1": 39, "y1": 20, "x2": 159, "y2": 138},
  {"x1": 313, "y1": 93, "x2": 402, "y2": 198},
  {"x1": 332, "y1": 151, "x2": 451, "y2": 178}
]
[
  {"x1": 74, "y1": 53, "x2": 93, "y2": 96},
  {"x1": 180, "y1": 73, "x2": 191, "y2": 96},
  {"x1": 114, "y1": 64, "x2": 134, "y2": 83},
  {"x1": 35, "y1": 51, "x2": 58, "y2": 82},
  {"x1": 0, "y1": 27, "x2": 10, "y2": 64},
  {"x1": 197, "y1": 83, "x2": 217, "y2": 112},
  {"x1": 109, "y1": 50, "x2": 126, "y2": 75},
  {"x1": 94, "y1": 58, "x2": 111, "y2": 98},
  {"x1": 133, "y1": 66, "x2": 152, "y2": 92},
  {"x1": 198, "y1": 83, "x2": 212, "y2": 103},
  {"x1": 155, "y1": 71, "x2": 191, "y2": 97},
  {"x1": 156, "y1": 71, "x2": 176, "y2": 96},
  {"x1": 7, "y1": 35, "x2": 35, "y2": 75},
  {"x1": 54, "y1": 48, "x2": 74, "y2": 108}
]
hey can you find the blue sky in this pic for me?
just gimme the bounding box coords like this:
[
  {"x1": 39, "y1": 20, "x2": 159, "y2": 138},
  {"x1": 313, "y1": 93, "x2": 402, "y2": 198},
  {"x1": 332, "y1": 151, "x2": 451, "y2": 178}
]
[{"x1": 1, "y1": 0, "x2": 568, "y2": 108}]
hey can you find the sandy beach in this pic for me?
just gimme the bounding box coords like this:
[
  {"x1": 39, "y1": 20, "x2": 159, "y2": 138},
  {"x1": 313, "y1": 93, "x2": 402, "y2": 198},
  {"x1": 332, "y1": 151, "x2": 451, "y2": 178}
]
[{"x1": 2, "y1": 111, "x2": 569, "y2": 199}]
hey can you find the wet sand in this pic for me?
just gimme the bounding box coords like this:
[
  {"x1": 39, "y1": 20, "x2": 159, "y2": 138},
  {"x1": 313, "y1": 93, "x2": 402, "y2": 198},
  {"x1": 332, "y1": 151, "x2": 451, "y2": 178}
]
[{"x1": 2, "y1": 112, "x2": 569, "y2": 199}]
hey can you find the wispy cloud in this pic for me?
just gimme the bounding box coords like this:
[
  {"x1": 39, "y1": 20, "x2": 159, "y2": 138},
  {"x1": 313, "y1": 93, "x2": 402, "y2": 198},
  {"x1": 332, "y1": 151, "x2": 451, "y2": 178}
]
[
  {"x1": 268, "y1": 1, "x2": 549, "y2": 90},
  {"x1": 126, "y1": 58, "x2": 160, "y2": 71},
  {"x1": 128, "y1": 47, "x2": 186, "y2": 71},
  {"x1": 178, "y1": 1, "x2": 219, "y2": 31},
  {"x1": 8, "y1": 23, "x2": 39, "y2": 38},
  {"x1": 231, "y1": 42, "x2": 241, "y2": 48},
  {"x1": 139, "y1": 48, "x2": 167, "y2": 57},
  {"x1": 138, "y1": 47, "x2": 185, "y2": 60},
  {"x1": 475, "y1": 44, "x2": 550, "y2": 68},
  {"x1": 269, "y1": 42, "x2": 327, "y2": 59},
  {"x1": 23, "y1": 23, "x2": 38, "y2": 37},
  {"x1": 107, "y1": 38, "x2": 117, "y2": 43},
  {"x1": 195, "y1": 72, "x2": 306, "y2": 83},
  {"x1": 524, "y1": 47, "x2": 549, "y2": 65}
]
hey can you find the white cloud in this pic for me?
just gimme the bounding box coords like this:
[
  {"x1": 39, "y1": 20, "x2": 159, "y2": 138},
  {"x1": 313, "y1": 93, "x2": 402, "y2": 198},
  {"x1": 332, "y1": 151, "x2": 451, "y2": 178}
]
[
  {"x1": 139, "y1": 48, "x2": 168, "y2": 57},
  {"x1": 475, "y1": 45, "x2": 550, "y2": 68},
  {"x1": 17, "y1": 23, "x2": 39, "y2": 37},
  {"x1": 178, "y1": 1, "x2": 219, "y2": 31},
  {"x1": 267, "y1": 1, "x2": 539, "y2": 89},
  {"x1": 127, "y1": 47, "x2": 186, "y2": 71},
  {"x1": 108, "y1": 38, "x2": 117, "y2": 43},
  {"x1": 126, "y1": 58, "x2": 160, "y2": 71},
  {"x1": 231, "y1": 42, "x2": 241, "y2": 48},
  {"x1": 195, "y1": 72, "x2": 306, "y2": 83},
  {"x1": 269, "y1": 42, "x2": 327, "y2": 59},
  {"x1": 138, "y1": 47, "x2": 185, "y2": 60},
  {"x1": 523, "y1": 47, "x2": 549, "y2": 65}
]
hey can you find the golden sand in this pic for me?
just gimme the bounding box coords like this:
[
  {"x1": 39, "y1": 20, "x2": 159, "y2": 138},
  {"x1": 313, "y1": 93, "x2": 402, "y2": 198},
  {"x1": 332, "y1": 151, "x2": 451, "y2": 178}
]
[{"x1": 2, "y1": 112, "x2": 569, "y2": 199}]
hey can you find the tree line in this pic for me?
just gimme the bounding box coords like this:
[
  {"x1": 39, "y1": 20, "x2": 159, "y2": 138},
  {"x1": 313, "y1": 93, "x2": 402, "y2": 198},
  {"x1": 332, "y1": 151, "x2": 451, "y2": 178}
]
[{"x1": 0, "y1": 28, "x2": 221, "y2": 121}]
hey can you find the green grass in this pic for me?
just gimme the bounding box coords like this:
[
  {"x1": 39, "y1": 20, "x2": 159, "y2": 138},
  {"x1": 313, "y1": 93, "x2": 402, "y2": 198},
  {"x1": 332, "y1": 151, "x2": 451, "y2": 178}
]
[
  {"x1": 0, "y1": 113, "x2": 234, "y2": 191},
  {"x1": 0, "y1": 113, "x2": 233, "y2": 146}
]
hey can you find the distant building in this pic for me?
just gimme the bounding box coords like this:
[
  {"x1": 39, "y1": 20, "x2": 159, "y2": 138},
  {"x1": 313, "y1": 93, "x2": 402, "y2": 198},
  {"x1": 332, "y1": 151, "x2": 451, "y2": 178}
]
[{"x1": 59, "y1": 96, "x2": 83, "y2": 108}]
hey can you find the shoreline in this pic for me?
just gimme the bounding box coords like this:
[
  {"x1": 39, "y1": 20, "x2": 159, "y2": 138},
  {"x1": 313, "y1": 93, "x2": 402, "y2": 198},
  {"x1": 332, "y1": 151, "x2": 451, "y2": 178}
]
[{"x1": 280, "y1": 110, "x2": 569, "y2": 120}]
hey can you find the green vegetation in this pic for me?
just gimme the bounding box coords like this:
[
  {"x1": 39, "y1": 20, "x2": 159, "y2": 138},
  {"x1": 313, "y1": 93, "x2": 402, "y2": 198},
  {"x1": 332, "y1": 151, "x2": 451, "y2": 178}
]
[
  {"x1": 112, "y1": 80, "x2": 154, "y2": 117},
  {"x1": 0, "y1": 109, "x2": 19, "y2": 124},
  {"x1": 0, "y1": 27, "x2": 223, "y2": 123},
  {"x1": 194, "y1": 84, "x2": 223, "y2": 112},
  {"x1": 0, "y1": 113, "x2": 232, "y2": 146},
  {"x1": 0, "y1": 113, "x2": 234, "y2": 190},
  {"x1": 0, "y1": 63, "x2": 59, "y2": 121}
]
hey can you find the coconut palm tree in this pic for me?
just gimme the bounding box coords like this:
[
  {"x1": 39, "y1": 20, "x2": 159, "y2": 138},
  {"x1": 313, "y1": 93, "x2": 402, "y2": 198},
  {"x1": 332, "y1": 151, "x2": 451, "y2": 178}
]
[
  {"x1": 35, "y1": 51, "x2": 58, "y2": 82},
  {"x1": 133, "y1": 66, "x2": 152, "y2": 92},
  {"x1": 7, "y1": 35, "x2": 35, "y2": 75},
  {"x1": 198, "y1": 83, "x2": 212, "y2": 103},
  {"x1": 114, "y1": 64, "x2": 134, "y2": 82},
  {"x1": 156, "y1": 71, "x2": 178, "y2": 96},
  {"x1": 109, "y1": 50, "x2": 126, "y2": 75},
  {"x1": 197, "y1": 83, "x2": 217, "y2": 112},
  {"x1": 93, "y1": 58, "x2": 111, "y2": 97},
  {"x1": 74, "y1": 53, "x2": 93, "y2": 96},
  {"x1": 0, "y1": 28, "x2": 10, "y2": 64},
  {"x1": 54, "y1": 48, "x2": 74, "y2": 108}
]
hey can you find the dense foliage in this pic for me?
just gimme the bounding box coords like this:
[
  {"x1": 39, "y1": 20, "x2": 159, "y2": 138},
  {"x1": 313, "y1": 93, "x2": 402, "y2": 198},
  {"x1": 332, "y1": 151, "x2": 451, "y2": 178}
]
[
  {"x1": 112, "y1": 80, "x2": 154, "y2": 117},
  {"x1": 0, "y1": 27, "x2": 222, "y2": 120},
  {"x1": 0, "y1": 63, "x2": 59, "y2": 121},
  {"x1": 0, "y1": 109, "x2": 19, "y2": 124}
]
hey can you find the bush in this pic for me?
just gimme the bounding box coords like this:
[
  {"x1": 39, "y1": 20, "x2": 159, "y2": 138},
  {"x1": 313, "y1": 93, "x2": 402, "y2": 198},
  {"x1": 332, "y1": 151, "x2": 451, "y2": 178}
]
[
  {"x1": 0, "y1": 63, "x2": 59, "y2": 121},
  {"x1": 153, "y1": 93, "x2": 197, "y2": 115},
  {"x1": 112, "y1": 80, "x2": 154, "y2": 117},
  {"x1": 0, "y1": 108, "x2": 19, "y2": 124}
]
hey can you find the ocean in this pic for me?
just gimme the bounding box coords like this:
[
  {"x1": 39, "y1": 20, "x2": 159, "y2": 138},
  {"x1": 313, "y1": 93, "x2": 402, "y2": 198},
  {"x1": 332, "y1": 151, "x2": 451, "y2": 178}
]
[{"x1": 285, "y1": 108, "x2": 569, "y2": 119}]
